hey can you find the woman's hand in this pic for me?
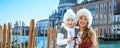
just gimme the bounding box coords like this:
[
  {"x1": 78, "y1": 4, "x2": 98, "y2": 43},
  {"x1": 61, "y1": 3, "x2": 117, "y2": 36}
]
[{"x1": 76, "y1": 38, "x2": 82, "y2": 44}]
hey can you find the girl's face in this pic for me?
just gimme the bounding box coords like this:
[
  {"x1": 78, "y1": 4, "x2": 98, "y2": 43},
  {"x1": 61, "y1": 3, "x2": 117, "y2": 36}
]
[
  {"x1": 65, "y1": 18, "x2": 75, "y2": 28},
  {"x1": 78, "y1": 15, "x2": 88, "y2": 28}
]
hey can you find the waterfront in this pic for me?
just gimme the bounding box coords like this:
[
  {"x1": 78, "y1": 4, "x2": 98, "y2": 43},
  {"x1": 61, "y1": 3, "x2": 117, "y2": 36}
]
[
  {"x1": 99, "y1": 40, "x2": 120, "y2": 48},
  {"x1": 12, "y1": 35, "x2": 120, "y2": 48},
  {"x1": 12, "y1": 35, "x2": 48, "y2": 48}
]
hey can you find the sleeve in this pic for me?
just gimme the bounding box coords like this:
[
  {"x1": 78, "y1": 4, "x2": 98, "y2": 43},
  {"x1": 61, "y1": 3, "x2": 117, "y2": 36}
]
[{"x1": 56, "y1": 33, "x2": 68, "y2": 45}]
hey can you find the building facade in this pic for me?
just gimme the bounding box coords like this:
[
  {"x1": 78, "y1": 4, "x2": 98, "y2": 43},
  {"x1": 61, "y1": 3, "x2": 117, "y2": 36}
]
[
  {"x1": 12, "y1": 21, "x2": 30, "y2": 35},
  {"x1": 113, "y1": 14, "x2": 120, "y2": 37},
  {"x1": 36, "y1": 19, "x2": 50, "y2": 35}
]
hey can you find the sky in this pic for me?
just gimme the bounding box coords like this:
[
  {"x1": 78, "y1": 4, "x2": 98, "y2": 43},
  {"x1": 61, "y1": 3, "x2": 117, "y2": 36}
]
[{"x1": 0, "y1": 0, "x2": 59, "y2": 27}]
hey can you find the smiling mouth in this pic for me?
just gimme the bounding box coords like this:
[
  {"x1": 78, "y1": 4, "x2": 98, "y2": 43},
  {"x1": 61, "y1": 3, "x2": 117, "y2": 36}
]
[
  {"x1": 80, "y1": 22, "x2": 85, "y2": 25},
  {"x1": 68, "y1": 24, "x2": 72, "y2": 26}
]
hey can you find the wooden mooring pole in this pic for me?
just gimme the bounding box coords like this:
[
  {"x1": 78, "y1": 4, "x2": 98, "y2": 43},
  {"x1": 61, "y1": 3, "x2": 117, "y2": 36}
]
[
  {"x1": 53, "y1": 27, "x2": 56, "y2": 48},
  {"x1": 31, "y1": 27, "x2": 36, "y2": 48},
  {"x1": 47, "y1": 26, "x2": 51, "y2": 48},
  {"x1": 0, "y1": 25, "x2": 2, "y2": 48},
  {"x1": 7, "y1": 23, "x2": 12, "y2": 48},
  {"x1": 28, "y1": 19, "x2": 34, "y2": 48},
  {"x1": 47, "y1": 26, "x2": 57, "y2": 48},
  {"x1": 3, "y1": 24, "x2": 7, "y2": 48}
]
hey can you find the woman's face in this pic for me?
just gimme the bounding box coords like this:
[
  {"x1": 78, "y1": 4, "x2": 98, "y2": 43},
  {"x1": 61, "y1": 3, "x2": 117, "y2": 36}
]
[
  {"x1": 78, "y1": 15, "x2": 88, "y2": 28},
  {"x1": 65, "y1": 18, "x2": 75, "y2": 28}
]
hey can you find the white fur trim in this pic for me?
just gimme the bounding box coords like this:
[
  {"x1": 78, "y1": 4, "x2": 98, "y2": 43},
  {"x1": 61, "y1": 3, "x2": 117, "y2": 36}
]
[{"x1": 76, "y1": 8, "x2": 93, "y2": 27}]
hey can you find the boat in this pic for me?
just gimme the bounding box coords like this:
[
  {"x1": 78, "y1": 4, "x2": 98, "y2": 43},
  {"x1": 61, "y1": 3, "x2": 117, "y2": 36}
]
[{"x1": 101, "y1": 37, "x2": 120, "y2": 41}]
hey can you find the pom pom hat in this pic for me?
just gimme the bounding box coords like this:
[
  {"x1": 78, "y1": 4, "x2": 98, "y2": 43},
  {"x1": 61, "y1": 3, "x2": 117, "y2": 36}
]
[
  {"x1": 63, "y1": 9, "x2": 76, "y2": 23},
  {"x1": 76, "y1": 8, "x2": 93, "y2": 27}
]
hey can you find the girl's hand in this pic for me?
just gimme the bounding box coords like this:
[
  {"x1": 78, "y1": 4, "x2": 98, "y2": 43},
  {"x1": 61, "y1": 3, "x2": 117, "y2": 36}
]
[{"x1": 68, "y1": 37, "x2": 73, "y2": 43}]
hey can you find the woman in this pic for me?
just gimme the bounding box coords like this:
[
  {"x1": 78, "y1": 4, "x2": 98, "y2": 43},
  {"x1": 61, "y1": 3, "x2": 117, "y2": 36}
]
[{"x1": 75, "y1": 8, "x2": 98, "y2": 48}]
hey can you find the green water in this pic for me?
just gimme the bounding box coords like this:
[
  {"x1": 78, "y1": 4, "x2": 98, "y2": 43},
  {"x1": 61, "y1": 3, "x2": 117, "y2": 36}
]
[{"x1": 99, "y1": 41, "x2": 120, "y2": 48}]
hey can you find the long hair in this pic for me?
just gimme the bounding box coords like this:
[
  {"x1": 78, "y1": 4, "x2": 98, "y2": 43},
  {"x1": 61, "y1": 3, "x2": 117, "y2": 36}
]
[
  {"x1": 81, "y1": 27, "x2": 93, "y2": 44},
  {"x1": 77, "y1": 21, "x2": 94, "y2": 47}
]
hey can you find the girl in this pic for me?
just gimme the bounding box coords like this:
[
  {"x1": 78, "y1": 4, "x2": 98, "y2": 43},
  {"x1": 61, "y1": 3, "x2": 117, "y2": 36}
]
[
  {"x1": 56, "y1": 9, "x2": 77, "y2": 48},
  {"x1": 76, "y1": 8, "x2": 98, "y2": 48}
]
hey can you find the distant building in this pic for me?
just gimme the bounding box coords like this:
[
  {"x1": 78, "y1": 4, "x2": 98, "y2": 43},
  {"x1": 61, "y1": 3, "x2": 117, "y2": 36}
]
[
  {"x1": 36, "y1": 19, "x2": 50, "y2": 35},
  {"x1": 113, "y1": 14, "x2": 120, "y2": 36},
  {"x1": 12, "y1": 21, "x2": 30, "y2": 35},
  {"x1": 114, "y1": 0, "x2": 120, "y2": 15}
]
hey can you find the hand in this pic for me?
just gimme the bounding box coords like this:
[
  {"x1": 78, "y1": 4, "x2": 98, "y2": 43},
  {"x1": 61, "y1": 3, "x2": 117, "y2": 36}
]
[
  {"x1": 76, "y1": 38, "x2": 82, "y2": 44},
  {"x1": 68, "y1": 37, "x2": 73, "y2": 43}
]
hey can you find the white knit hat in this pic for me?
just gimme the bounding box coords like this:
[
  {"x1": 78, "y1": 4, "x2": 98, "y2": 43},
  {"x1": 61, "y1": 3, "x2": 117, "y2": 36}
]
[
  {"x1": 76, "y1": 8, "x2": 93, "y2": 27},
  {"x1": 61, "y1": 9, "x2": 76, "y2": 27},
  {"x1": 63, "y1": 9, "x2": 76, "y2": 23}
]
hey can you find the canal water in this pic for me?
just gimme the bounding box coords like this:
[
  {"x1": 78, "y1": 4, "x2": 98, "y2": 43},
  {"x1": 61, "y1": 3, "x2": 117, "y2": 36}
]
[
  {"x1": 99, "y1": 40, "x2": 120, "y2": 48},
  {"x1": 12, "y1": 35, "x2": 120, "y2": 48}
]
